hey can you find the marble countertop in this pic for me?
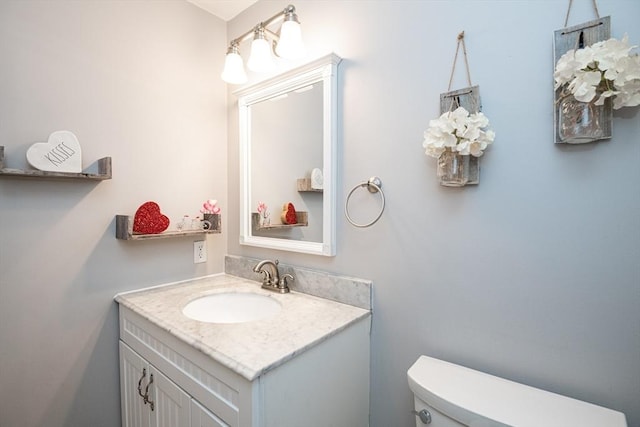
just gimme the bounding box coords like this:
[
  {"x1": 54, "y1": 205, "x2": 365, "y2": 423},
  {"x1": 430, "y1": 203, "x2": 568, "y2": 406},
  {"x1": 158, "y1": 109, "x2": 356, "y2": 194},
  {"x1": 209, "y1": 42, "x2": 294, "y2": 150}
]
[{"x1": 115, "y1": 274, "x2": 371, "y2": 381}]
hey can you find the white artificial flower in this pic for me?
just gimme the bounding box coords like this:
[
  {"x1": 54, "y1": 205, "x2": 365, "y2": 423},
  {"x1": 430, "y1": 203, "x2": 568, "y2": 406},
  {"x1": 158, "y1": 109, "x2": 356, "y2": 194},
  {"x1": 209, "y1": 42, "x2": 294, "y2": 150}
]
[
  {"x1": 569, "y1": 70, "x2": 601, "y2": 102},
  {"x1": 573, "y1": 45, "x2": 595, "y2": 69},
  {"x1": 614, "y1": 55, "x2": 640, "y2": 83},
  {"x1": 422, "y1": 106, "x2": 495, "y2": 158},
  {"x1": 555, "y1": 50, "x2": 579, "y2": 89},
  {"x1": 555, "y1": 34, "x2": 640, "y2": 109},
  {"x1": 612, "y1": 79, "x2": 640, "y2": 108},
  {"x1": 594, "y1": 90, "x2": 619, "y2": 106},
  {"x1": 467, "y1": 141, "x2": 486, "y2": 157},
  {"x1": 484, "y1": 129, "x2": 496, "y2": 142},
  {"x1": 469, "y1": 112, "x2": 490, "y2": 128},
  {"x1": 460, "y1": 126, "x2": 480, "y2": 142},
  {"x1": 596, "y1": 34, "x2": 634, "y2": 70}
]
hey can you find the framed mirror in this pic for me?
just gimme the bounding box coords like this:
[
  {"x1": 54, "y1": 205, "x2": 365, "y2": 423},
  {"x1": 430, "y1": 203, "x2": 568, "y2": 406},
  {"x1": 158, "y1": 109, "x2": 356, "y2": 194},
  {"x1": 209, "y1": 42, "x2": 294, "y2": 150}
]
[{"x1": 236, "y1": 53, "x2": 341, "y2": 256}]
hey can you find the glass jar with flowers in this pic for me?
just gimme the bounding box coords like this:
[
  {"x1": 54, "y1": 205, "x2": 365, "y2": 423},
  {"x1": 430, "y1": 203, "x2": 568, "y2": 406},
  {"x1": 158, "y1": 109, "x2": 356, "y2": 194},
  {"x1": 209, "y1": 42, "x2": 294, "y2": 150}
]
[
  {"x1": 554, "y1": 34, "x2": 640, "y2": 143},
  {"x1": 256, "y1": 201, "x2": 270, "y2": 227},
  {"x1": 423, "y1": 106, "x2": 495, "y2": 187}
]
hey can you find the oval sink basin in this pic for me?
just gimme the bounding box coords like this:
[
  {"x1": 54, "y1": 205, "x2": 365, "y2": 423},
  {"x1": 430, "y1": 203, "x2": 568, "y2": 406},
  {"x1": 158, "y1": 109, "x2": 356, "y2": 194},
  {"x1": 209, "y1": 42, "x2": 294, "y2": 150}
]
[{"x1": 182, "y1": 292, "x2": 282, "y2": 324}]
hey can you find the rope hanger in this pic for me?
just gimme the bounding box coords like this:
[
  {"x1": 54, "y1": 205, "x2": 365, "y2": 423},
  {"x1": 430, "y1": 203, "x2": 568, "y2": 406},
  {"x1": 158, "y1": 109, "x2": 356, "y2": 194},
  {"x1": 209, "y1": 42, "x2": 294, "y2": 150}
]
[
  {"x1": 447, "y1": 31, "x2": 473, "y2": 92},
  {"x1": 445, "y1": 31, "x2": 479, "y2": 113},
  {"x1": 564, "y1": 0, "x2": 601, "y2": 27}
]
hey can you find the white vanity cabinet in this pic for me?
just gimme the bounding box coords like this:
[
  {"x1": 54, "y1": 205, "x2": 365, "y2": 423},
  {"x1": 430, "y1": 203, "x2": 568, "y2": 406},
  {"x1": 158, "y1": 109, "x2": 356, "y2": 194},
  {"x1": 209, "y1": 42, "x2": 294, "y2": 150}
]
[{"x1": 118, "y1": 303, "x2": 370, "y2": 427}]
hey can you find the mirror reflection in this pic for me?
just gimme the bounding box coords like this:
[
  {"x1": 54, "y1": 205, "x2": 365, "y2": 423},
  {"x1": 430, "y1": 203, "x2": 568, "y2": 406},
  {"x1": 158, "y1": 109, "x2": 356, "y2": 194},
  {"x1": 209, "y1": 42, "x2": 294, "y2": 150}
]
[
  {"x1": 251, "y1": 83, "x2": 323, "y2": 242},
  {"x1": 236, "y1": 53, "x2": 341, "y2": 256}
]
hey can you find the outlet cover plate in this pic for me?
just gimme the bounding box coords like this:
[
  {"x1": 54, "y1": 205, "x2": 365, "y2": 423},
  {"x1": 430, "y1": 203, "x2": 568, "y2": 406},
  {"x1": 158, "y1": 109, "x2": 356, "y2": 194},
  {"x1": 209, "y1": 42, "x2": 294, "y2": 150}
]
[{"x1": 194, "y1": 240, "x2": 207, "y2": 263}]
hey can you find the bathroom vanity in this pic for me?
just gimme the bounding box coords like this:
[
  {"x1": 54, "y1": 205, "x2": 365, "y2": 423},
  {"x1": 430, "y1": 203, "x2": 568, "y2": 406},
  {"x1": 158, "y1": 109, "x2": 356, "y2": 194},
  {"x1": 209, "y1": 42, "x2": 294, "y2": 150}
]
[{"x1": 115, "y1": 274, "x2": 371, "y2": 427}]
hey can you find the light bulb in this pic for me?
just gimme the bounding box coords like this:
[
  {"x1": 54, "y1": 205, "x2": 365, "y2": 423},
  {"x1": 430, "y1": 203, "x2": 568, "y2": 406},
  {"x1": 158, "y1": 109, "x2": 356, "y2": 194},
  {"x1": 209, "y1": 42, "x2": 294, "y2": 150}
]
[
  {"x1": 276, "y1": 20, "x2": 305, "y2": 59},
  {"x1": 221, "y1": 46, "x2": 247, "y2": 84},
  {"x1": 247, "y1": 36, "x2": 276, "y2": 73}
]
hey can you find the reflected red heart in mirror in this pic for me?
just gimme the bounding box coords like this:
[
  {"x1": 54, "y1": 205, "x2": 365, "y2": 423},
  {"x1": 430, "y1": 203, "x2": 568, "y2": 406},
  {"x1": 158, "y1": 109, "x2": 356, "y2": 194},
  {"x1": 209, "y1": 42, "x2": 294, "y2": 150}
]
[
  {"x1": 133, "y1": 201, "x2": 170, "y2": 234},
  {"x1": 281, "y1": 202, "x2": 297, "y2": 224}
]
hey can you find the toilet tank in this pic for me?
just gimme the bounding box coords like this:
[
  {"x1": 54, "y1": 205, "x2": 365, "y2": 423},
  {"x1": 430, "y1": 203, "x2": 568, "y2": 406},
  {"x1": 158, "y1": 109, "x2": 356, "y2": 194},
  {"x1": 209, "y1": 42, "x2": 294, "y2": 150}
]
[{"x1": 407, "y1": 356, "x2": 627, "y2": 427}]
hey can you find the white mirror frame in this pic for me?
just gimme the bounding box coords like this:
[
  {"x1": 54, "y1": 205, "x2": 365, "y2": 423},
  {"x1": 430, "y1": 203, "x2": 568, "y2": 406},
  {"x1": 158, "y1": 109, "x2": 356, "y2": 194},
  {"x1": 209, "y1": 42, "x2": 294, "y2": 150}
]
[{"x1": 236, "y1": 53, "x2": 341, "y2": 256}]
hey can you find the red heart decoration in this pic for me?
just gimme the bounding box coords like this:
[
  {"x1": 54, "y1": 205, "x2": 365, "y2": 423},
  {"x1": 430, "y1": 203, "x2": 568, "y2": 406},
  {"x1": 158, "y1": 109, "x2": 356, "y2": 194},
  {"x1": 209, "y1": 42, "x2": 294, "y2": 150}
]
[
  {"x1": 133, "y1": 201, "x2": 170, "y2": 234},
  {"x1": 281, "y1": 202, "x2": 298, "y2": 225}
]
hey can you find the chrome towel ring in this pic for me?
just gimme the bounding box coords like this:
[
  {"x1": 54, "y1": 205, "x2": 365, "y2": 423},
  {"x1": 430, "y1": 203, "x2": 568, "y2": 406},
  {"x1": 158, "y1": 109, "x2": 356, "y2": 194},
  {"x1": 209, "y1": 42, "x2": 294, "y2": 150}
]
[{"x1": 345, "y1": 176, "x2": 385, "y2": 228}]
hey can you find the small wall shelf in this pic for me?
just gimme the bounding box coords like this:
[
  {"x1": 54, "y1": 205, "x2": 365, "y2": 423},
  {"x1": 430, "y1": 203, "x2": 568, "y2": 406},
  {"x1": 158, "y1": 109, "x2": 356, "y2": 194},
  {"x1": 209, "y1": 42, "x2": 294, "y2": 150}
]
[
  {"x1": 252, "y1": 212, "x2": 308, "y2": 230},
  {"x1": 115, "y1": 215, "x2": 221, "y2": 240},
  {"x1": 297, "y1": 178, "x2": 323, "y2": 193},
  {"x1": 0, "y1": 146, "x2": 112, "y2": 181}
]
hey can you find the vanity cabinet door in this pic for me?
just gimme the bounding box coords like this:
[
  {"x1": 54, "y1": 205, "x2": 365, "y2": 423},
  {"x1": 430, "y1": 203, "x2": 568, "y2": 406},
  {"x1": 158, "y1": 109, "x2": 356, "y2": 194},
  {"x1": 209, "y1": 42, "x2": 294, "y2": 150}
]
[
  {"x1": 120, "y1": 340, "x2": 229, "y2": 427},
  {"x1": 120, "y1": 342, "x2": 151, "y2": 427},
  {"x1": 191, "y1": 399, "x2": 230, "y2": 427},
  {"x1": 149, "y1": 366, "x2": 191, "y2": 427},
  {"x1": 121, "y1": 341, "x2": 191, "y2": 427}
]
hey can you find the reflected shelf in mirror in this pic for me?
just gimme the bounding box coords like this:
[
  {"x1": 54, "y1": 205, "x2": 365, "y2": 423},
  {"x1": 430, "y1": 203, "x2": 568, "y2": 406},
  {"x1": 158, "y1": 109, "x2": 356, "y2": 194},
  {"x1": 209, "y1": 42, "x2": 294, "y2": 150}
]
[
  {"x1": 252, "y1": 212, "x2": 308, "y2": 230},
  {"x1": 297, "y1": 178, "x2": 323, "y2": 193}
]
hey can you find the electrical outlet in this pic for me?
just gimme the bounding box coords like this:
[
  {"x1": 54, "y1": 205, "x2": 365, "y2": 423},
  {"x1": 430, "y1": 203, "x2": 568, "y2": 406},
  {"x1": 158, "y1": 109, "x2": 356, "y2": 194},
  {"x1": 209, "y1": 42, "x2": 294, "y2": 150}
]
[{"x1": 194, "y1": 240, "x2": 207, "y2": 264}]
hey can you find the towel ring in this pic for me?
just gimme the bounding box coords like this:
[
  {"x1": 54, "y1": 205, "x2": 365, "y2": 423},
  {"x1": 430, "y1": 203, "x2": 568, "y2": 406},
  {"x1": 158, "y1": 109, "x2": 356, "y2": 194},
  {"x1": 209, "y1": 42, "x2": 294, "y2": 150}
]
[{"x1": 345, "y1": 177, "x2": 385, "y2": 228}]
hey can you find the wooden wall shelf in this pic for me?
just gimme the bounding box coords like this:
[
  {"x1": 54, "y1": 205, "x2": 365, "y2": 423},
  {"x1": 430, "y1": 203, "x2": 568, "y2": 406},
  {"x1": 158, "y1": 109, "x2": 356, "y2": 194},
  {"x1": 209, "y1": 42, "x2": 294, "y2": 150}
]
[
  {"x1": 115, "y1": 215, "x2": 221, "y2": 240},
  {"x1": 252, "y1": 211, "x2": 308, "y2": 230},
  {"x1": 297, "y1": 178, "x2": 323, "y2": 193},
  {"x1": 0, "y1": 146, "x2": 112, "y2": 181}
]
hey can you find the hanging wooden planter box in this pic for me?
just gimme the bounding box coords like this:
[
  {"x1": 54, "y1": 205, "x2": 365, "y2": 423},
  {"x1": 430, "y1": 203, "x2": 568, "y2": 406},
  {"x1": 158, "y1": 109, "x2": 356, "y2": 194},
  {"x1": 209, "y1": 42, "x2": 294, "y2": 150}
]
[
  {"x1": 553, "y1": 16, "x2": 612, "y2": 144},
  {"x1": 438, "y1": 86, "x2": 481, "y2": 186}
]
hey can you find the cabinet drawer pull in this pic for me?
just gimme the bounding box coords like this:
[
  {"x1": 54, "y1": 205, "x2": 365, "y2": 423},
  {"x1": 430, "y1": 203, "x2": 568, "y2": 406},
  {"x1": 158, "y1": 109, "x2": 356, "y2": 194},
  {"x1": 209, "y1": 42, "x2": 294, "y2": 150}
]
[
  {"x1": 137, "y1": 368, "x2": 147, "y2": 402},
  {"x1": 144, "y1": 373, "x2": 155, "y2": 411}
]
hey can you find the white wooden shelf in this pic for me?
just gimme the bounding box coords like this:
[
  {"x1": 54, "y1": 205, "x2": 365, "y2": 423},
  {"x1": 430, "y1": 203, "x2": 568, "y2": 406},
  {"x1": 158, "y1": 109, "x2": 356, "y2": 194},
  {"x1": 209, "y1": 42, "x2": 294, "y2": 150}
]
[
  {"x1": 0, "y1": 146, "x2": 112, "y2": 181},
  {"x1": 252, "y1": 212, "x2": 308, "y2": 230},
  {"x1": 115, "y1": 215, "x2": 221, "y2": 240}
]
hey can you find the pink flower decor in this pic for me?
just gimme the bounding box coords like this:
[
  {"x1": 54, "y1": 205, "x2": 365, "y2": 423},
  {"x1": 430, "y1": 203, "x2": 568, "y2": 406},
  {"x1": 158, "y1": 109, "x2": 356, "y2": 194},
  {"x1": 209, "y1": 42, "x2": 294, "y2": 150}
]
[
  {"x1": 201, "y1": 199, "x2": 220, "y2": 215},
  {"x1": 257, "y1": 201, "x2": 270, "y2": 226},
  {"x1": 257, "y1": 201, "x2": 267, "y2": 215}
]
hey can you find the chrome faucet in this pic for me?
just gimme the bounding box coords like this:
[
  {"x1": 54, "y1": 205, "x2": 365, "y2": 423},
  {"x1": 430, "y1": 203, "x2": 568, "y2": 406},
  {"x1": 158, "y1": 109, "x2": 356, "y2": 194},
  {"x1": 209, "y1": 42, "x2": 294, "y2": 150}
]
[{"x1": 253, "y1": 259, "x2": 293, "y2": 293}]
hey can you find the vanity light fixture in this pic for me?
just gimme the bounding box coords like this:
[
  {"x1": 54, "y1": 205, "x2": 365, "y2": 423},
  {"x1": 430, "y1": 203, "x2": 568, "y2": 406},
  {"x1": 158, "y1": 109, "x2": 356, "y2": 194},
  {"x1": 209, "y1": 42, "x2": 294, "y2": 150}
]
[{"x1": 221, "y1": 4, "x2": 305, "y2": 84}]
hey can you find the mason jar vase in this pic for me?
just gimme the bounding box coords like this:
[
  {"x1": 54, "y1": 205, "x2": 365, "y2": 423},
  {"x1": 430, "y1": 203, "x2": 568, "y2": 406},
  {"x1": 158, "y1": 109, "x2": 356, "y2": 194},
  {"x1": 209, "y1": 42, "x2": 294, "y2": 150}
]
[
  {"x1": 558, "y1": 93, "x2": 605, "y2": 144},
  {"x1": 437, "y1": 150, "x2": 470, "y2": 187}
]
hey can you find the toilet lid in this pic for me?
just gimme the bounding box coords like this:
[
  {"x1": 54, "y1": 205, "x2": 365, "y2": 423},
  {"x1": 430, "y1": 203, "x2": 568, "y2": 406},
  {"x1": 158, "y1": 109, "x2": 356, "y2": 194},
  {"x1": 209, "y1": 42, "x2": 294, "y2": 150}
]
[{"x1": 407, "y1": 356, "x2": 627, "y2": 427}]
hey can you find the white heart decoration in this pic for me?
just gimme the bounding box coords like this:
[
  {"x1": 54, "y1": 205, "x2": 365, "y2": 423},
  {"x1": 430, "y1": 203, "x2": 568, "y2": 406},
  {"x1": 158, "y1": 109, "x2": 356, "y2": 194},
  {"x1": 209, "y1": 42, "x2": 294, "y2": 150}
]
[
  {"x1": 311, "y1": 167, "x2": 323, "y2": 190},
  {"x1": 26, "y1": 130, "x2": 82, "y2": 173}
]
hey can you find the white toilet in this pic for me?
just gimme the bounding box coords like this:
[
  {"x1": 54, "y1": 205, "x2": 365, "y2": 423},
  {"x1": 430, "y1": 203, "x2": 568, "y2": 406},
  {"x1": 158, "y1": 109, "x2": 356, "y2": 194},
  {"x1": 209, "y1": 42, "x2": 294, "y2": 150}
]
[{"x1": 407, "y1": 355, "x2": 627, "y2": 427}]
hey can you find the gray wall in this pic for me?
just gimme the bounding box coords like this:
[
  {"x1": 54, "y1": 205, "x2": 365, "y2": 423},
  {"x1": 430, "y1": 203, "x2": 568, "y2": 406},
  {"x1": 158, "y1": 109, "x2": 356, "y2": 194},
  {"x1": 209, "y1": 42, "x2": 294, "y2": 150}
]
[
  {"x1": 227, "y1": 1, "x2": 640, "y2": 426},
  {"x1": 0, "y1": 2, "x2": 227, "y2": 426}
]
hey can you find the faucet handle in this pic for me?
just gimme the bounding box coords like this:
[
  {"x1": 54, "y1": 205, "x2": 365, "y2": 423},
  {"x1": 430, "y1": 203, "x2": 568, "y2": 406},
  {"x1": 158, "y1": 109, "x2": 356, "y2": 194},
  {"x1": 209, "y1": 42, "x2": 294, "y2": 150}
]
[{"x1": 278, "y1": 274, "x2": 294, "y2": 292}]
